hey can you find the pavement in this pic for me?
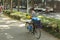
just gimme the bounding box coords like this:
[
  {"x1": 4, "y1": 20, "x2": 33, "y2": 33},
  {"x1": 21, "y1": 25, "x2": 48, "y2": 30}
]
[{"x1": 0, "y1": 14, "x2": 60, "y2": 40}]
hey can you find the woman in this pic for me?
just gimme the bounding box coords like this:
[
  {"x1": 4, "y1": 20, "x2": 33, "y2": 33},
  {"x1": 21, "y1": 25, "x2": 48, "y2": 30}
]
[{"x1": 0, "y1": 4, "x2": 3, "y2": 13}]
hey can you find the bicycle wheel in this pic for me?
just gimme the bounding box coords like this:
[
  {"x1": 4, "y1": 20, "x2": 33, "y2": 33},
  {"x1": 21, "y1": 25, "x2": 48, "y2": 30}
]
[
  {"x1": 34, "y1": 28, "x2": 41, "y2": 39},
  {"x1": 25, "y1": 22, "x2": 33, "y2": 32}
]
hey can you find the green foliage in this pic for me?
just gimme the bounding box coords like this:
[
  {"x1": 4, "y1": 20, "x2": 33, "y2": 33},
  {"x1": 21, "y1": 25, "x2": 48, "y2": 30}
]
[
  {"x1": 39, "y1": 15, "x2": 60, "y2": 38},
  {"x1": 37, "y1": 15, "x2": 60, "y2": 32},
  {"x1": 3, "y1": 10, "x2": 11, "y2": 16}
]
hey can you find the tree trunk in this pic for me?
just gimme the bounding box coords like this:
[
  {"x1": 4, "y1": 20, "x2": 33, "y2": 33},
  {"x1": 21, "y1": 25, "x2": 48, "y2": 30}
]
[
  {"x1": 3, "y1": 0, "x2": 5, "y2": 10},
  {"x1": 18, "y1": 0, "x2": 20, "y2": 11},
  {"x1": 31, "y1": 0, "x2": 34, "y2": 8},
  {"x1": 4, "y1": 0, "x2": 7, "y2": 10},
  {"x1": 10, "y1": 0, "x2": 13, "y2": 12}
]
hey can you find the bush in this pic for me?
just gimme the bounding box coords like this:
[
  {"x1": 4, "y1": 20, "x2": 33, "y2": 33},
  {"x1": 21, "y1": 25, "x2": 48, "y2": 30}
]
[
  {"x1": 3, "y1": 10, "x2": 11, "y2": 16},
  {"x1": 3, "y1": 10, "x2": 28, "y2": 20},
  {"x1": 37, "y1": 15, "x2": 60, "y2": 32}
]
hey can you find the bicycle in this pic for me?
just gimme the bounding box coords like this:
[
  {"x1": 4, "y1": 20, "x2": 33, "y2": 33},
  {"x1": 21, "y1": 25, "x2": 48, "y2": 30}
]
[{"x1": 25, "y1": 20, "x2": 41, "y2": 40}]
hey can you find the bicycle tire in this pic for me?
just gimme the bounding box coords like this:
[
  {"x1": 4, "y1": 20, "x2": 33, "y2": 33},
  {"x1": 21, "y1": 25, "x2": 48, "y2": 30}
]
[{"x1": 34, "y1": 28, "x2": 41, "y2": 39}]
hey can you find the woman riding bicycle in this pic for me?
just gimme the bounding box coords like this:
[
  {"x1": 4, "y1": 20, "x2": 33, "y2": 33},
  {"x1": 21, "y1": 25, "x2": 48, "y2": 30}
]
[{"x1": 26, "y1": 8, "x2": 42, "y2": 39}]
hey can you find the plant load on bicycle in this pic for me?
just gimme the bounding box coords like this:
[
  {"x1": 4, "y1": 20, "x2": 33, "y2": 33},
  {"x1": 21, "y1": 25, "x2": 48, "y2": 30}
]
[{"x1": 32, "y1": 17, "x2": 42, "y2": 28}]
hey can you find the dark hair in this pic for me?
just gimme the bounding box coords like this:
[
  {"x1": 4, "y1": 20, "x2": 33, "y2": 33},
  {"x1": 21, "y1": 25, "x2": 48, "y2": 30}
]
[{"x1": 30, "y1": 7, "x2": 34, "y2": 10}]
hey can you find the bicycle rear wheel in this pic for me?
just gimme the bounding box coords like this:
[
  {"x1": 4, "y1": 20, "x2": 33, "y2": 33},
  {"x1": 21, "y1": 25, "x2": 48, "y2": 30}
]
[{"x1": 33, "y1": 28, "x2": 41, "y2": 39}]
